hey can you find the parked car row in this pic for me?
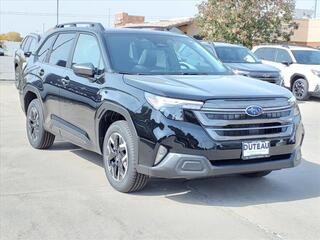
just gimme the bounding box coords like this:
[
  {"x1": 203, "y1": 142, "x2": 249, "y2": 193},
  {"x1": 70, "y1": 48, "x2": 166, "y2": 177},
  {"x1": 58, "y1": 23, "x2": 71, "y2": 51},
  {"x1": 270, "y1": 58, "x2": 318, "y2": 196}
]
[
  {"x1": 201, "y1": 42, "x2": 284, "y2": 86},
  {"x1": 16, "y1": 22, "x2": 304, "y2": 192},
  {"x1": 252, "y1": 45, "x2": 320, "y2": 100}
]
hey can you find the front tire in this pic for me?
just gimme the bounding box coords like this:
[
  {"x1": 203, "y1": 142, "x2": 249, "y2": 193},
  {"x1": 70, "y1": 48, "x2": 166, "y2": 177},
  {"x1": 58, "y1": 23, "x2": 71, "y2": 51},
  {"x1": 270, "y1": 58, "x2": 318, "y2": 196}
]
[
  {"x1": 103, "y1": 120, "x2": 148, "y2": 193},
  {"x1": 292, "y1": 78, "x2": 309, "y2": 101},
  {"x1": 241, "y1": 170, "x2": 272, "y2": 178},
  {"x1": 26, "y1": 99, "x2": 55, "y2": 149}
]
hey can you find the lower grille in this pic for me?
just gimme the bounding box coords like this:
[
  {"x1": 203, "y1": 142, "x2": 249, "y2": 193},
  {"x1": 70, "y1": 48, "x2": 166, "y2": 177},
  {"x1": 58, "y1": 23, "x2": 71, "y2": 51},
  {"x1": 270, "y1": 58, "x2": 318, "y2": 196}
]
[{"x1": 210, "y1": 154, "x2": 292, "y2": 166}]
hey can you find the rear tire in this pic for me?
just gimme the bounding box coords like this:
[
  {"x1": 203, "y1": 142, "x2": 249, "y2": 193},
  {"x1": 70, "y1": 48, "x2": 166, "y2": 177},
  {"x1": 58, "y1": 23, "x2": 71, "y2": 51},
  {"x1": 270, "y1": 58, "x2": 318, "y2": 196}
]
[
  {"x1": 103, "y1": 120, "x2": 148, "y2": 193},
  {"x1": 292, "y1": 78, "x2": 309, "y2": 101},
  {"x1": 26, "y1": 99, "x2": 55, "y2": 149},
  {"x1": 241, "y1": 170, "x2": 272, "y2": 178}
]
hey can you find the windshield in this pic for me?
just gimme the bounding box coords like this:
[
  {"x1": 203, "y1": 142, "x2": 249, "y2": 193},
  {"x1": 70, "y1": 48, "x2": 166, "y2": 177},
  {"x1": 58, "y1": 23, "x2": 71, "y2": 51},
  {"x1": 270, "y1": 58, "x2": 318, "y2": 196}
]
[
  {"x1": 215, "y1": 46, "x2": 260, "y2": 63},
  {"x1": 292, "y1": 50, "x2": 320, "y2": 65},
  {"x1": 104, "y1": 33, "x2": 230, "y2": 75}
]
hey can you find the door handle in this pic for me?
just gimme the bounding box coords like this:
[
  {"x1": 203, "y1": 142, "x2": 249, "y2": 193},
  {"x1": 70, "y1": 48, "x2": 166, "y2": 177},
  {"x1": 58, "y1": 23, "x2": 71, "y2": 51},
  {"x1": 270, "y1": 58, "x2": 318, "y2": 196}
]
[
  {"x1": 61, "y1": 76, "x2": 70, "y2": 86},
  {"x1": 39, "y1": 69, "x2": 44, "y2": 76}
]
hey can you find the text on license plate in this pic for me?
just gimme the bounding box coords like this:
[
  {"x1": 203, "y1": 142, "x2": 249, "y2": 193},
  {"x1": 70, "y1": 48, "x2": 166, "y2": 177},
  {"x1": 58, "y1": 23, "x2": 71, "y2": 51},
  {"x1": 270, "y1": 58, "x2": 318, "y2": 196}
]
[{"x1": 242, "y1": 141, "x2": 270, "y2": 159}]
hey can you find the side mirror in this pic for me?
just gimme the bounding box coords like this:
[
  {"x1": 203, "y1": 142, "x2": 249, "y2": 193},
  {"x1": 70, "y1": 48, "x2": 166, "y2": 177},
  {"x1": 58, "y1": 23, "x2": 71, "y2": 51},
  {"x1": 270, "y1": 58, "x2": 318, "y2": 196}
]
[
  {"x1": 24, "y1": 51, "x2": 32, "y2": 57},
  {"x1": 72, "y1": 63, "x2": 95, "y2": 78},
  {"x1": 281, "y1": 61, "x2": 292, "y2": 66}
]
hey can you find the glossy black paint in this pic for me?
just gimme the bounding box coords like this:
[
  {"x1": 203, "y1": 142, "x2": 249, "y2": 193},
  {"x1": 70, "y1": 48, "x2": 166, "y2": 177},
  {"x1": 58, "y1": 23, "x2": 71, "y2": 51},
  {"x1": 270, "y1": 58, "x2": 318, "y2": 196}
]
[{"x1": 20, "y1": 27, "x2": 304, "y2": 176}]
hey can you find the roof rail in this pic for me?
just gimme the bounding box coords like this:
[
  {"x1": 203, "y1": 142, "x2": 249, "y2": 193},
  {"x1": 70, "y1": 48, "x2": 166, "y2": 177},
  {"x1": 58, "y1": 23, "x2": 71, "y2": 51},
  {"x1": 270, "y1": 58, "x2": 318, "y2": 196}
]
[{"x1": 55, "y1": 22, "x2": 105, "y2": 31}]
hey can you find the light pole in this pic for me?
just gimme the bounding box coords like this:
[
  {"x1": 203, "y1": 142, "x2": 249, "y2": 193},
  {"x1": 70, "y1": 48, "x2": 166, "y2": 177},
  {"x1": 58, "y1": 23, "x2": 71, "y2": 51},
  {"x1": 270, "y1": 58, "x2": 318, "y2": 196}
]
[{"x1": 57, "y1": 0, "x2": 59, "y2": 25}]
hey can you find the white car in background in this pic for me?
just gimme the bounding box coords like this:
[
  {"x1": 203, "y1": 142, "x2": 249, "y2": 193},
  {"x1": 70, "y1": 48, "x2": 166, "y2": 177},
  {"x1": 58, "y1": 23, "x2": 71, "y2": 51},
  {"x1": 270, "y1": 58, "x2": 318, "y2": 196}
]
[{"x1": 252, "y1": 45, "x2": 320, "y2": 100}]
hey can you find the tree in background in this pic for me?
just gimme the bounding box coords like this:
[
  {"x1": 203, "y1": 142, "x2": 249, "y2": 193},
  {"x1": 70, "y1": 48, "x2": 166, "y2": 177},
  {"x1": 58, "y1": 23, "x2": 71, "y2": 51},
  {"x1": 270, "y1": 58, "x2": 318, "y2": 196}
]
[
  {"x1": 0, "y1": 32, "x2": 23, "y2": 42},
  {"x1": 197, "y1": 0, "x2": 296, "y2": 48}
]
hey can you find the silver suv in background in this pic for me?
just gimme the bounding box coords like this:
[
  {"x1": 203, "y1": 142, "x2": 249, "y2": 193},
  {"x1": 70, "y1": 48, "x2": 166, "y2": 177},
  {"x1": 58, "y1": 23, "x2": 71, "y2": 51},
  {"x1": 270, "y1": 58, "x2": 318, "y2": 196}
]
[
  {"x1": 201, "y1": 42, "x2": 283, "y2": 86},
  {"x1": 252, "y1": 45, "x2": 320, "y2": 100},
  {"x1": 14, "y1": 33, "x2": 41, "y2": 89}
]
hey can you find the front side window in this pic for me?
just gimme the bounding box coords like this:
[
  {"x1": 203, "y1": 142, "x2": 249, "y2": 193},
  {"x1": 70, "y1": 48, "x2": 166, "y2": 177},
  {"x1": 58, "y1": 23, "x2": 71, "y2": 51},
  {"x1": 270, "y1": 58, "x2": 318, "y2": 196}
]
[
  {"x1": 275, "y1": 49, "x2": 292, "y2": 63},
  {"x1": 105, "y1": 33, "x2": 229, "y2": 75},
  {"x1": 215, "y1": 46, "x2": 260, "y2": 63},
  {"x1": 49, "y1": 33, "x2": 75, "y2": 67},
  {"x1": 72, "y1": 34, "x2": 104, "y2": 72},
  {"x1": 254, "y1": 47, "x2": 276, "y2": 61},
  {"x1": 292, "y1": 50, "x2": 320, "y2": 65},
  {"x1": 37, "y1": 35, "x2": 56, "y2": 63}
]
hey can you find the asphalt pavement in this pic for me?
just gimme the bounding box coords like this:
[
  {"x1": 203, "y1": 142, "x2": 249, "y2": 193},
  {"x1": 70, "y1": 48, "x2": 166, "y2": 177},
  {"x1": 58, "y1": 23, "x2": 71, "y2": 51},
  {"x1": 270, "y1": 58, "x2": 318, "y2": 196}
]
[{"x1": 0, "y1": 82, "x2": 320, "y2": 240}]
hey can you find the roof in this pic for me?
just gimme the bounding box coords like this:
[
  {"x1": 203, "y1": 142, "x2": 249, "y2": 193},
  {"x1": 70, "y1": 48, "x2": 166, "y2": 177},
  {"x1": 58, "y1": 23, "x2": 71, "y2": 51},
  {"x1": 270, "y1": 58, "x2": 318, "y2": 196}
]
[
  {"x1": 201, "y1": 41, "x2": 244, "y2": 48},
  {"x1": 121, "y1": 17, "x2": 194, "y2": 29},
  {"x1": 254, "y1": 44, "x2": 319, "y2": 51}
]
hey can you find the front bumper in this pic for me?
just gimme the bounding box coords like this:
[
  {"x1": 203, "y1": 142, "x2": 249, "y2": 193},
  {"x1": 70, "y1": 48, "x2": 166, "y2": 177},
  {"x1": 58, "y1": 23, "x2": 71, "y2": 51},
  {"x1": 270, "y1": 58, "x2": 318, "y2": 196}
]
[
  {"x1": 137, "y1": 148, "x2": 301, "y2": 179},
  {"x1": 134, "y1": 102, "x2": 304, "y2": 179}
]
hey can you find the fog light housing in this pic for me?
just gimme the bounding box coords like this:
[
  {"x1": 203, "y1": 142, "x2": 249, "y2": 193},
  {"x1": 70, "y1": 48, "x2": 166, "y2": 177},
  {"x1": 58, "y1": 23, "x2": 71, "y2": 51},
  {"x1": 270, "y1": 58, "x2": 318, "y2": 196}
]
[{"x1": 154, "y1": 145, "x2": 168, "y2": 165}]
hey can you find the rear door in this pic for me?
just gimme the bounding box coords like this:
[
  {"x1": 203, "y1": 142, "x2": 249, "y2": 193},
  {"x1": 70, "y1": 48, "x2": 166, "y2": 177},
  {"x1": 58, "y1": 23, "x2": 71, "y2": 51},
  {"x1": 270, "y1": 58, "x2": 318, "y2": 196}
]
[
  {"x1": 41, "y1": 33, "x2": 76, "y2": 132},
  {"x1": 59, "y1": 33, "x2": 105, "y2": 149}
]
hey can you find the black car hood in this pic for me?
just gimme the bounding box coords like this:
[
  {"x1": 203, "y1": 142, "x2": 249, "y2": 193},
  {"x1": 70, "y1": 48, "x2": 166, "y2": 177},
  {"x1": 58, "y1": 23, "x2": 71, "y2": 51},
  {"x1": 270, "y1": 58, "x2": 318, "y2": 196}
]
[
  {"x1": 123, "y1": 74, "x2": 292, "y2": 101},
  {"x1": 226, "y1": 63, "x2": 280, "y2": 73}
]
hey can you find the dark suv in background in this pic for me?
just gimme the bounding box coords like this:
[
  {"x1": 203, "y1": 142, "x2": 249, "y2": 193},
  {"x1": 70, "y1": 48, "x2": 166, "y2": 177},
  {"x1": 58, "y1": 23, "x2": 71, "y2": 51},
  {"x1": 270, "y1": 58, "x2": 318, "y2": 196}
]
[
  {"x1": 14, "y1": 33, "x2": 41, "y2": 89},
  {"x1": 19, "y1": 22, "x2": 304, "y2": 192},
  {"x1": 201, "y1": 42, "x2": 283, "y2": 85}
]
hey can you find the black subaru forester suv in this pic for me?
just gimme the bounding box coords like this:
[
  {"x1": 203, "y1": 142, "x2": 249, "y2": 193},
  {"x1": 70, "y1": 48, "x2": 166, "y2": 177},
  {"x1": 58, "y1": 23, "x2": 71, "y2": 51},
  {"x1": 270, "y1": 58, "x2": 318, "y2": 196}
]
[{"x1": 19, "y1": 22, "x2": 304, "y2": 192}]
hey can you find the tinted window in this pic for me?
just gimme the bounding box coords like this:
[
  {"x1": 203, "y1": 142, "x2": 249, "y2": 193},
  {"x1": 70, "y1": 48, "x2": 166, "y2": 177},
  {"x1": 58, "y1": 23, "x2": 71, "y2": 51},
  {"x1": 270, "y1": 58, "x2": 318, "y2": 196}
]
[
  {"x1": 23, "y1": 37, "x2": 31, "y2": 52},
  {"x1": 72, "y1": 34, "x2": 104, "y2": 72},
  {"x1": 275, "y1": 49, "x2": 292, "y2": 63},
  {"x1": 105, "y1": 33, "x2": 229, "y2": 75},
  {"x1": 292, "y1": 50, "x2": 320, "y2": 65},
  {"x1": 49, "y1": 33, "x2": 75, "y2": 67},
  {"x1": 21, "y1": 37, "x2": 29, "y2": 51},
  {"x1": 254, "y1": 47, "x2": 276, "y2": 61},
  {"x1": 200, "y1": 42, "x2": 217, "y2": 57},
  {"x1": 215, "y1": 46, "x2": 259, "y2": 63},
  {"x1": 37, "y1": 35, "x2": 56, "y2": 63},
  {"x1": 28, "y1": 38, "x2": 38, "y2": 53}
]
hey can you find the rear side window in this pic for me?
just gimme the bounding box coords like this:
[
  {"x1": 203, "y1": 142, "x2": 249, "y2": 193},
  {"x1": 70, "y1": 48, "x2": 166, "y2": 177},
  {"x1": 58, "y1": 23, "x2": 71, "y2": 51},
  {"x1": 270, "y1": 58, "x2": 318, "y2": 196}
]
[
  {"x1": 49, "y1": 33, "x2": 75, "y2": 67},
  {"x1": 72, "y1": 34, "x2": 104, "y2": 72},
  {"x1": 37, "y1": 35, "x2": 56, "y2": 63},
  {"x1": 254, "y1": 47, "x2": 276, "y2": 61},
  {"x1": 275, "y1": 49, "x2": 292, "y2": 63}
]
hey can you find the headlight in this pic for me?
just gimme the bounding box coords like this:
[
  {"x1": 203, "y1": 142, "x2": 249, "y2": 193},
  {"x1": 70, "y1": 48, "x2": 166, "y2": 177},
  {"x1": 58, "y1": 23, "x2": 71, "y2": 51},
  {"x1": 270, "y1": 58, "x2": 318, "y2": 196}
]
[
  {"x1": 311, "y1": 69, "x2": 320, "y2": 77},
  {"x1": 279, "y1": 72, "x2": 285, "y2": 86},
  {"x1": 288, "y1": 96, "x2": 300, "y2": 116},
  {"x1": 145, "y1": 93, "x2": 203, "y2": 120},
  {"x1": 233, "y1": 69, "x2": 250, "y2": 76}
]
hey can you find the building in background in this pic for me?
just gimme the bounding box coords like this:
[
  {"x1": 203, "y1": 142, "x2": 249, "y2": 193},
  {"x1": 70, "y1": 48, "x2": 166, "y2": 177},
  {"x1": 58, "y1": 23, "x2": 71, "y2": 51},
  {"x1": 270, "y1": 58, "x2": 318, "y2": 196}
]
[
  {"x1": 114, "y1": 11, "x2": 320, "y2": 48},
  {"x1": 290, "y1": 19, "x2": 320, "y2": 47},
  {"x1": 114, "y1": 12, "x2": 199, "y2": 36}
]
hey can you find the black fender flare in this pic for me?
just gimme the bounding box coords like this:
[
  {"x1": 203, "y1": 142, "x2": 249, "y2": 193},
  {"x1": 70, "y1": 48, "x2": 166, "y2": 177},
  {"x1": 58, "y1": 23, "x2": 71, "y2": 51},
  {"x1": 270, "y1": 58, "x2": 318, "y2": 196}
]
[
  {"x1": 95, "y1": 101, "x2": 139, "y2": 155},
  {"x1": 22, "y1": 84, "x2": 43, "y2": 114}
]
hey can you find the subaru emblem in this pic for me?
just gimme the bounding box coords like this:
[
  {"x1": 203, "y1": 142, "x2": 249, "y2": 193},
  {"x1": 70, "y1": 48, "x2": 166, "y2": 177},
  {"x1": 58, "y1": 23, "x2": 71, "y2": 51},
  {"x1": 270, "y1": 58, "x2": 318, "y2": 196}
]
[{"x1": 245, "y1": 105, "x2": 263, "y2": 117}]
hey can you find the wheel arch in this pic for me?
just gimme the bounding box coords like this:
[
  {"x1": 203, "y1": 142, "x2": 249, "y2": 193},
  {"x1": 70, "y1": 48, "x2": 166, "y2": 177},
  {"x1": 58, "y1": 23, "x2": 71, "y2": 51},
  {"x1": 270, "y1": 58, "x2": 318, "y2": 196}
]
[
  {"x1": 96, "y1": 102, "x2": 139, "y2": 155},
  {"x1": 22, "y1": 85, "x2": 42, "y2": 115},
  {"x1": 290, "y1": 74, "x2": 307, "y2": 89}
]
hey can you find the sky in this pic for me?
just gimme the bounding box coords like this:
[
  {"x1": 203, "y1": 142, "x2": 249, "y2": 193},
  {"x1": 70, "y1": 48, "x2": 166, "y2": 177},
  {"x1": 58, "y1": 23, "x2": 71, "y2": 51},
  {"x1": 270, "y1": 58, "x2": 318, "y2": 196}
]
[{"x1": 0, "y1": 0, "x2": 319, "y2": 36}]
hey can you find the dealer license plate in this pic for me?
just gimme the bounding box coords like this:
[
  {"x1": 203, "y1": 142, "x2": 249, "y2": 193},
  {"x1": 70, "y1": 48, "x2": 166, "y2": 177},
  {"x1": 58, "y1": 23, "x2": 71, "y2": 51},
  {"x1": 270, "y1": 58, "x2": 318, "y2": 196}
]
[{"x1": 242, "y1": 141, "x2": 270, "y2": 159}]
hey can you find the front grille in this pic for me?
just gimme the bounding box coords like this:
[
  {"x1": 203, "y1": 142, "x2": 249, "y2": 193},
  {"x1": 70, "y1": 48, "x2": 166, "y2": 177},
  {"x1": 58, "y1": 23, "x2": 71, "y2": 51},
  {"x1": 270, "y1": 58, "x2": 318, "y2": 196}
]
[
  {"x1": 205, "y1": 110, "x2": 290, "y2": 120},
  {"x1": 193, "y1": 98, "x2": 294, "y2": 140},
  {"x1": 257, "y1": 77, "x2": 279, "y2": 84}
]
